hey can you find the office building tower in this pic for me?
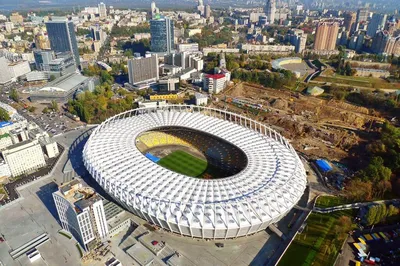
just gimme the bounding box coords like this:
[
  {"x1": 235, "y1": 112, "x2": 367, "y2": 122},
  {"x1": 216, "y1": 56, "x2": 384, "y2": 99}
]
[
  {"x1": 2, "y1": 139, "x2": 46, "y2": 177},
  {"x1": 150, "y1": 16, "x2": 174, "y2": 54},
  {"x1": 367, "y1": 13, "x2": 387, "y2": 37},
  {"x1": 33, "y1": 50, "x2": 54, "y2": 71},
  {"x1": 356, "y1": 8, "x2": 369, "y2": 24},
  {"x1": 98, "y1": 2, "x2": 107, "y2": 19},
  {"x1": 46, "y1": 20, "x2": 80, "y2": 68},
  {"x1": 205, "y1": 5, "x2": 211, "y2": 19},
  {"x1": 265, "y1": 0, "x2": 276, "y2": 24},
  {"x1": 127, "y1": 54, "x2": 159, "y2": 84},
  {"x1": 343, "y1": 12, "x2": 356, "y2": 33},
  {"x1": 314, "y1": 22, "x2": 339, "y2": 51},
  {"x1": 53, "y1": 180, "x2": 108, "y2": 251}
]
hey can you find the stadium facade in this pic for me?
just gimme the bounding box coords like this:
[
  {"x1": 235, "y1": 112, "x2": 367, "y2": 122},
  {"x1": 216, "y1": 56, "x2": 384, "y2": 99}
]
[{"x1": 83, "y1": 105, "x2": 307, "y2": 239}]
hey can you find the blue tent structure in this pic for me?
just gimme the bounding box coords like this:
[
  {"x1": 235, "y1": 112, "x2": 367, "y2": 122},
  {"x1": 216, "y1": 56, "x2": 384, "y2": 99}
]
[{"x1": 315, "y1": 159, "x2": 332, "y2": 172}]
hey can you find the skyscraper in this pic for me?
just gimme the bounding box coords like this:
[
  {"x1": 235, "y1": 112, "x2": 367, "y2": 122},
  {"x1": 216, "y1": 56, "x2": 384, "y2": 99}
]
[
  {"x1": 98, "y1": 2, "x2": 107, "y2": 19},
  {"x1": 343, "y1": 12, "x2": 356, "y2": 33},
  {"x1": 205, "y1": 5, "x2": 211, "y2": 19},
  {"x1": 287, "y1": 29, "x2": 307, "y2": 53},
  {"x1": 46, "y1": 20, "x2": 80, "y2": 68},
  {"x1": 314, "y1": 22, "x2": 339, "y2": 51},
  {"x1": 356, "y1": 8, "x2": 369, "y2": 24},
  {"x1": 265, "y1": 0, "x2": 276, "y2": 24},
  {"x1": 150, "y1": 15, "x2": 174, "y2": 54},
  {"x1": 367, "y1": 13, "x2": 387, "y2": 37}
]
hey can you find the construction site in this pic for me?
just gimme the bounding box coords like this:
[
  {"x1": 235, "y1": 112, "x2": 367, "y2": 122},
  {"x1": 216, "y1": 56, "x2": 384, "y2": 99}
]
[{"x1": 211, "y1": 82, "x2": 385, "y2": 164}]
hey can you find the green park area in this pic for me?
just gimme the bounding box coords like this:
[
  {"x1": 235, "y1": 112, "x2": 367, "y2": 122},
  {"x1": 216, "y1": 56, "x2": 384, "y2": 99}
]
[
  {"x1": 314, "y1": 74, "x2": 400, "y2": 90},
  {"x1": 315, "y1": 196, "x2": 351, "y2": 208},
  {"x1": 158, "y1": 150, "x2": 208, "y2": 177},
  {"x1": 278, "y1": 210, "x2": 355, "y2": 266}
]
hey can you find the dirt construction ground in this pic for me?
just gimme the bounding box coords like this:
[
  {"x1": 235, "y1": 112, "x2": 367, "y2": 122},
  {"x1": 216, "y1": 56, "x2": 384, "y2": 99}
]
[{"x1": 212, "y1": 82, "x2": 384, "y2": 162}]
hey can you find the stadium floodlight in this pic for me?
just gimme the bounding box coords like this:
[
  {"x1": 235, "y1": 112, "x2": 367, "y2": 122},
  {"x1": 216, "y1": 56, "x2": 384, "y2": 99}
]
[{"x1": 83, "y1": 105, "x2": 307, "y2": 239}]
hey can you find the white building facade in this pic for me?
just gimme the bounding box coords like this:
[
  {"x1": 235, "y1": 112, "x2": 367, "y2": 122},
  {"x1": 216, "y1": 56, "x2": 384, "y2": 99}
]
[
  {"x1": 2, "y1": 139, "x2": 46, "y2": 177},
  {"x1": 53, "y1": 180, "x2": 108, "y2": 251}
]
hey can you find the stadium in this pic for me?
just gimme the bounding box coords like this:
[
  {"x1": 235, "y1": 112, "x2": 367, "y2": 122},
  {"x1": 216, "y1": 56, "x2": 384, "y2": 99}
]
[{"x1": 83, "y1": 105, "x2": 307, "y2": 239}]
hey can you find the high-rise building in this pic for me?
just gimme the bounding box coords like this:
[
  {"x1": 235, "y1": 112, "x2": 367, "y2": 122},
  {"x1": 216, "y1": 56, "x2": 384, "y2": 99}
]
[
  {"x1": 53, "y1": 180, "x2": 108, "y2": 251},
  {"x1": 98, "y1": 2, "x2": 107, "y2": 19},
  {"x1": 127, "y1": 54, "x2": 159, "y2": 85},
  {"x1": 265, "y1": 0, "x2": 276, "y2": 24},
  {"x1": 356, "y1": 8, "x2": 369, "y2": 24},
  {"x1": 287, "y1": 29, "x2": 307, "y2": 53},
  {"x1": 46, "y1": 20, "x2": 80, "y2": 68},
  {"x1": 205, "y1": 5, "x2": 211, "y2": 19},
  {"x1": 371, "y1": 31, "x2": 400, "y2": 56},
  {"x1": 343, "y1": 12, "x2": 356, "y2": 33},
  {"x1": 314, "y1": 22, "x2": 339, "y2": 51},
  {"x1": 150, "y1": 15, "x2": 174, "y2": 54},
  {"x1": 367, "y1": 13, "x2": 387, "y2": 37}
]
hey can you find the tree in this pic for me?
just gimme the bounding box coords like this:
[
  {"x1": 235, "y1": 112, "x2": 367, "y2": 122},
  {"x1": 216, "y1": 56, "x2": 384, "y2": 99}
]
[
  {"x1": 9, "y1": 88, "x2": 19, "y2": 102},
  {"x1": 42, "y1": 107, "x2": 50, "y2": 113},
  {"x1": 49, "y1": 75, "x2": 56, "y2": 81},
  {"x1": 388, "y1": 205, "x2": 399, "y2": 217},
  {"x1": 50, "y1": 100, "x2": 59, "y2": 112},
  {"x1": 124, "y1": 49, "x2": 133, "y2": 57},
  {"x1": 346, "y1": 179, "x2": 373, "y2": 202},
  {"x1": 0, "y1": 108, "x2": 10, "y2": 121},
  {"x1": 366, "y1": 205, "x2": 378, "y2": 226},
  {"x1": 360, "y1": 156, "x2": 392, "y2": 183}
]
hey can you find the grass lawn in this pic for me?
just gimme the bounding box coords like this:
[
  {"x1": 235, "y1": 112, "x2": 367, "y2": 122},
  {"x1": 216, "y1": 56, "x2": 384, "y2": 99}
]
[
  {"x1": 158, "y1": 150, "x2": 208, "y2": 177},
  {"x1": 314, "y1": 75, "x2": 400, "y2": 90},
  {"x1": 278, "y1": 210, "x2": 355, "y2": 266},
  {"x1": 315, "y1": 196, "x2": 350, "y2": 208}
]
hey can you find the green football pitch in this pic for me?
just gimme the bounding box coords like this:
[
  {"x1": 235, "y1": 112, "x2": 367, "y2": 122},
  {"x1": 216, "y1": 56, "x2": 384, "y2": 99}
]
[{"x1": 158, "y1": 150, "x2": 208, "y2": 177}]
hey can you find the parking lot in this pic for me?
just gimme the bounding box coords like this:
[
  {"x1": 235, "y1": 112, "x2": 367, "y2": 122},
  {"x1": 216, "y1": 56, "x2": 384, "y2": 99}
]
[{"x1": 0, "y1": 84, "x2": 84, "y2": 136}]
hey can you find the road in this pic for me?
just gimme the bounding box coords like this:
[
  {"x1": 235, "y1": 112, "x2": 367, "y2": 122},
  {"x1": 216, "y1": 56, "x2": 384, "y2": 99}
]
[{"x1": 314, "y1": 199, "x2": 400, "y2": 213}]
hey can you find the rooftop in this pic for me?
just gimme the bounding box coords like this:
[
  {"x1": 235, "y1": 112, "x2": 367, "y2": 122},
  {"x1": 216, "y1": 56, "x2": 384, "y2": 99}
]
[
  {"x1": 58, "y1": 179, "x2": 101, "y2": 213},
  {"x1": 37, "y1": 73, "x2": 89, "y2": 93}
]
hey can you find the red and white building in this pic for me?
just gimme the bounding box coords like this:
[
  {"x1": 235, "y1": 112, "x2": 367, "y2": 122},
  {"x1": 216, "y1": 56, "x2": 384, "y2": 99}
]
[{"x1": 203, "y1": 74, "x2": 227, "y2": 94}]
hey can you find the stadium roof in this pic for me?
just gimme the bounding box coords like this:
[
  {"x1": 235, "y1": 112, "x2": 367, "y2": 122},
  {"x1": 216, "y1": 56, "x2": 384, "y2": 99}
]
[
  {"x1": 83, "y1": 105, "x2": 307, "y2": 239},
  {"x1": 39, "y1": 73, "x2": 88, "y2": 93}
]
